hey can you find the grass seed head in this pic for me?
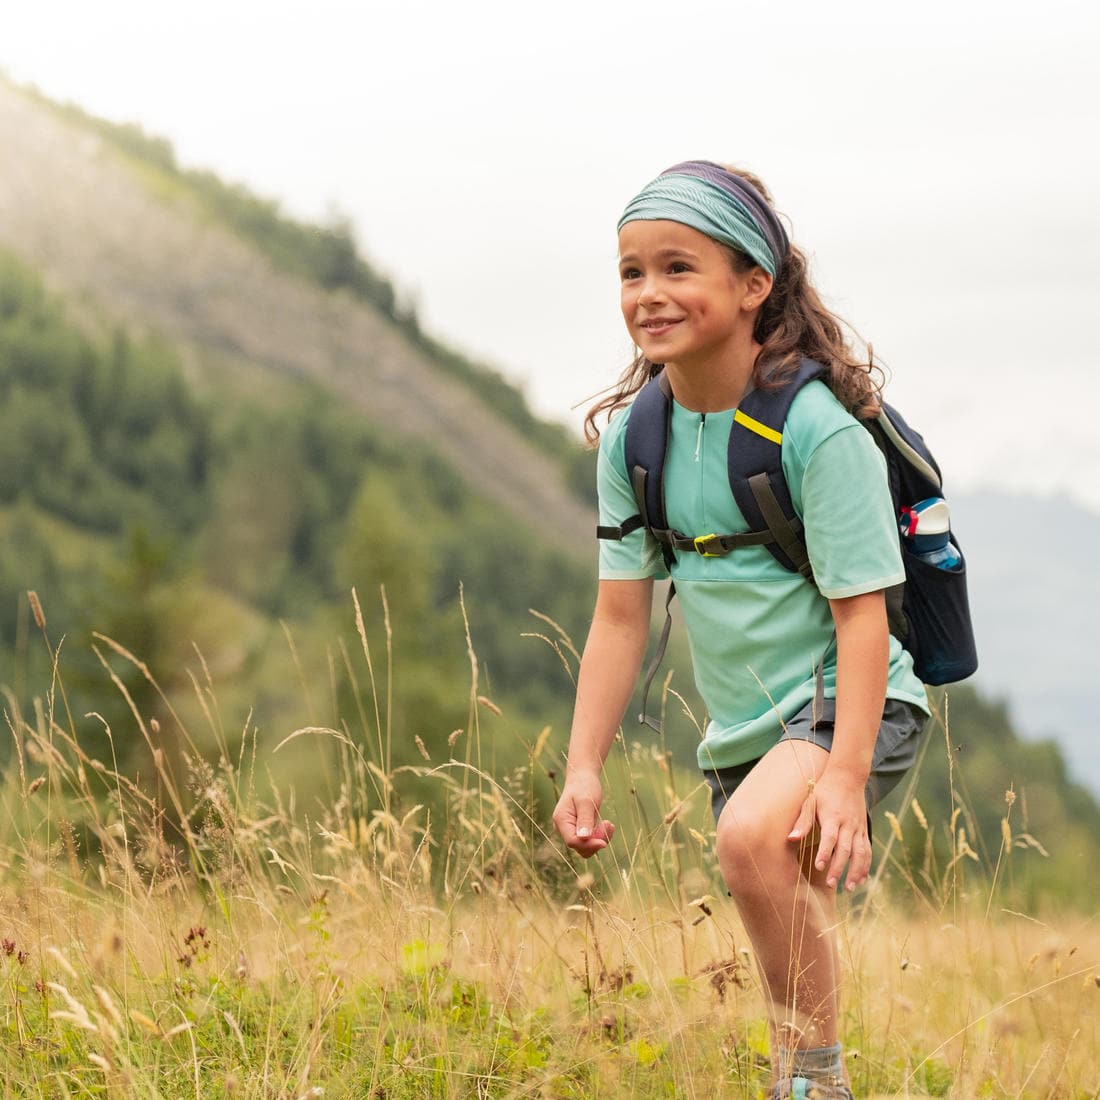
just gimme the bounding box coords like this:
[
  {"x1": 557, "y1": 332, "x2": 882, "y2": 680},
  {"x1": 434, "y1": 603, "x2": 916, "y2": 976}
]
[
  {"x1": 46, "y1": 947, "x2": 78, "y2": 979},
  {"x1": 47, "y1": 983, "x2": 96, "y2": 1031},
  {"x1": 130, "y1": 1010, "x2": 161, "y2": 1035},
  {"x1": 93, "y1": 986, "x2": 124, "y2": 1029},
  {"x1": 476, "y1": 695, "x2": 502, "y2": 716},
  {"x1": 27, "y1": 590, "x2": 45, "y2": 629}
]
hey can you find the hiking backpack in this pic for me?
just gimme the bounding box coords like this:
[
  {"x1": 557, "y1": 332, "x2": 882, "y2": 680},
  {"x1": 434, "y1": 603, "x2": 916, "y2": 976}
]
[{"x1": 597, "y1": 358, "x2": 978, "y2": 727}]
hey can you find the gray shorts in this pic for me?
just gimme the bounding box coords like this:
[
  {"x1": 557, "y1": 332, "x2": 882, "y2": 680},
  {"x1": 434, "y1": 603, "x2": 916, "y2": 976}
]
[{"x1": 703, "y1": 697, "x2": 928, "y2": 826}]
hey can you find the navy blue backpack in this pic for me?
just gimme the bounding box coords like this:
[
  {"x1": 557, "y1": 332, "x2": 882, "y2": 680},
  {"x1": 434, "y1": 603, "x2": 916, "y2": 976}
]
[{"x1": 597, "y1": 358, "x2": 978, "y2": 727}]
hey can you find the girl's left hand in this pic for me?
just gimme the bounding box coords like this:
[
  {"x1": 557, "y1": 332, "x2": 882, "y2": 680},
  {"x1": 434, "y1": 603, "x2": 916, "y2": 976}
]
[{"x1": 787, "y1": 768, "x2": 871, "y2": 891}]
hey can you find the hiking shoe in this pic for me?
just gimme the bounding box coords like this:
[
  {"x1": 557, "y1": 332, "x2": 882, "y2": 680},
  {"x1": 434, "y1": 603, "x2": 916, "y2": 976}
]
[{"x1": 772, "y1": 1077, "x2": 854, "y2": 1100}]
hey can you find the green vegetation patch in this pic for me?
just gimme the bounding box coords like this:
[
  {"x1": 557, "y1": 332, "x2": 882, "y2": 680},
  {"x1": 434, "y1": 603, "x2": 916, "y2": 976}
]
[{"x1": 0, "y1": 251, "x2": 594, "y2": 800}]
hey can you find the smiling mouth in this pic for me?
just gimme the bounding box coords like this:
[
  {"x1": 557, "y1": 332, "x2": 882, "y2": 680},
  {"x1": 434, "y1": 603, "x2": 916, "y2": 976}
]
[{"x1": 639, "y1": 318, "x2": 681, "y2": 331}]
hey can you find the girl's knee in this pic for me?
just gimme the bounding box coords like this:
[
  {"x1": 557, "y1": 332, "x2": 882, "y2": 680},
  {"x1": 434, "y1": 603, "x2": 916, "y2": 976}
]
[{"x1": 715, "y1": 805, "x2": 798, "y2": 894}]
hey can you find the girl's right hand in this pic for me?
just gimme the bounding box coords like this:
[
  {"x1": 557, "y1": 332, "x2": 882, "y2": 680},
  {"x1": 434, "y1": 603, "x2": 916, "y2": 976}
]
[{"x1": 552, "y1": 770, "x2": 615, "y2": 858}]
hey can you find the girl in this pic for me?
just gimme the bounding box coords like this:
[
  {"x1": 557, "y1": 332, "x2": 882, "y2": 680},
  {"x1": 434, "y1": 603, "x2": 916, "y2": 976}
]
[{"x1": 552, "y1": 161, "x2": 929, "y2": 1100}]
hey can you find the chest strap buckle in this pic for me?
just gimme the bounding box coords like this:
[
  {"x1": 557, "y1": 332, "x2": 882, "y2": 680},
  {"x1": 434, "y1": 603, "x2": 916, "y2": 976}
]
[{"x1": 693, "y1": 533, "x2": 726, "y2": 558}]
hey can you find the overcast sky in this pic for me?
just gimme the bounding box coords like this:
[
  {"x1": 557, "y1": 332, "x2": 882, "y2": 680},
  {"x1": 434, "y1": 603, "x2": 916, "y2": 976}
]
[{"x1": 2, "y1": 1, "x2": 1099, "y2": 509}]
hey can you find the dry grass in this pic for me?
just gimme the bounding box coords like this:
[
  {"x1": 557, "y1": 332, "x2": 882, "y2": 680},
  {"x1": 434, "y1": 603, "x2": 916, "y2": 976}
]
[{"x1": 1, "y1": 590, "x2": 1098, "y2": 1099}]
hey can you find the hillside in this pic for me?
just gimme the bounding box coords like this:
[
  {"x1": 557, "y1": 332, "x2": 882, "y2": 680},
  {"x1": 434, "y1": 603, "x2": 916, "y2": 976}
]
[{"x1": 0, "y1": 77, "x2": 595, "y2": 553}]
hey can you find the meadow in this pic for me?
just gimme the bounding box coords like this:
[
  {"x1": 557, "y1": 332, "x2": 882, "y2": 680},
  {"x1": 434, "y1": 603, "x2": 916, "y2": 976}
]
[{"x1": 1, "y1": 591, "x2": 1098, "y2": 1099}]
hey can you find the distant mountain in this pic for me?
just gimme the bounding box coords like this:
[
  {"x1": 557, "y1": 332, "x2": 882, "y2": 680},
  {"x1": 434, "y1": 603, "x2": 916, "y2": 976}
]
[{"x1": 953, "y1": 491, "x2": 1099, "y2": 794}]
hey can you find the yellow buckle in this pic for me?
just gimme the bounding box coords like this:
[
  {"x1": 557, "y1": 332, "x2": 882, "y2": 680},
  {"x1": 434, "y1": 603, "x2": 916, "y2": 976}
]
[{"x1": 693, "y1": 533, "x2": 722, "y2": 557}]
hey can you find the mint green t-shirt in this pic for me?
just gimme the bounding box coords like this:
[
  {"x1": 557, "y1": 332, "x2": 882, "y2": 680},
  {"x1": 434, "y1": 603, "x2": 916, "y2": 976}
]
[{"x1": 597, "y1": 380, "x2": 929, "y2": 770}]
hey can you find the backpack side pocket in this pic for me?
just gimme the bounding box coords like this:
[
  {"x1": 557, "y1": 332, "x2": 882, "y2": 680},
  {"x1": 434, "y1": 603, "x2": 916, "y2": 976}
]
[{"x1": 900, "y1": 547, "x2": 979, "y2": 685}]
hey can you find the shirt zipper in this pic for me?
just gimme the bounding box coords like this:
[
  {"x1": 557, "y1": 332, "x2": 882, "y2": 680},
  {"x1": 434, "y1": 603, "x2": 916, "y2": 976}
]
[{"x1": 694, "y1": 413, "x2": 705, "y2": 462}]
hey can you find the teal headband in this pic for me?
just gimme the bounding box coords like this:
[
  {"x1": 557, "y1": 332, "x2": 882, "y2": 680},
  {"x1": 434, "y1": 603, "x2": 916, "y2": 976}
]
[{"x1": 617, "y1": 168, "x2": 785, "y2": 278}]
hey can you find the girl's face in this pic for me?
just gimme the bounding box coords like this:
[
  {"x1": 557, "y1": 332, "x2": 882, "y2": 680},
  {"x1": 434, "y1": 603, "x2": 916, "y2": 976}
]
[{"x1": 618, "y1": 220, "x2": 764, "y2": 372}]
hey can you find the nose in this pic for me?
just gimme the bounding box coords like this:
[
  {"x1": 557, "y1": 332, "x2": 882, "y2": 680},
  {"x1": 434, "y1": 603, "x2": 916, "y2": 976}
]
[{"x1": 637, "y1": 274, "x2": 665, "y2": 308}]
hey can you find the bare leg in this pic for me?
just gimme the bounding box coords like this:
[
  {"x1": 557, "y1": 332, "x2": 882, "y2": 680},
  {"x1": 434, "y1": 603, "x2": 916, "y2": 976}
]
[{"x1": 715, "y1": 739, "x2": 844, "y2": 1067}]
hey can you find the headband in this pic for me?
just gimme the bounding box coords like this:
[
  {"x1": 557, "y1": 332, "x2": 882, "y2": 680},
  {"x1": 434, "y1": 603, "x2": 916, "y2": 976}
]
[{"x1": 617, "y1": 160, "x2": 789, "y2": 278}]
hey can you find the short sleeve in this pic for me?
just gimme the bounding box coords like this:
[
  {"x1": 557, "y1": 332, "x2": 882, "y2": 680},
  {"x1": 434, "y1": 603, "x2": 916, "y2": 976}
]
[
  {"x1": 798, "y1": 424, "x2": 905, "y2": 598},
  {"x1": 596, "y1": 410, "x2": 668, "y2": 580}
]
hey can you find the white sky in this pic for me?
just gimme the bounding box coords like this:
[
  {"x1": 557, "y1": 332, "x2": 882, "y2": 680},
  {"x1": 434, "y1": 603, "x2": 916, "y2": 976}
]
[{"x1": 2, "y1": 0, "x2": 1099, "y2": 509}]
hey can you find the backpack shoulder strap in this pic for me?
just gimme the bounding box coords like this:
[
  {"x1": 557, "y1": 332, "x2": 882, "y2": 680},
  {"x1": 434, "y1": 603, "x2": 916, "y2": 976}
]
[
  {"x1": 728, "y1": 357, "x2": 825, "y2": 579},
  {"x1": 622, "y1": 371, "x2": 673, "y2": 534},
  {"x1": 617, "y1": 371, "x2": 680, "y2": 572}
]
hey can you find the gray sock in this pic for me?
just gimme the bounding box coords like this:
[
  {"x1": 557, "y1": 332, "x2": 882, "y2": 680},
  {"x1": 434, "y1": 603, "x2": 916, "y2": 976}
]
[{"x1": 779, "y1": 1042, "x2": 847, "y2": 1089}]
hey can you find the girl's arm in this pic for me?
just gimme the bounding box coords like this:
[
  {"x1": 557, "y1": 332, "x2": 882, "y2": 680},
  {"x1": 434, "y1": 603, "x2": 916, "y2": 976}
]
[
  {"x1": 788, "y1": 588, "x2": 889, "y2": 890},
  {"x1": 552, "y1": 577, "x2": 654, "y2": 858}
]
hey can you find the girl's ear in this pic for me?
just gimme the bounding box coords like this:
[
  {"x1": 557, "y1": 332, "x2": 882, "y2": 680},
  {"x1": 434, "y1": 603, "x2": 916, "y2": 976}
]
[{"x1": 742, "y1": 267, "x2": 774, "y2": 311}]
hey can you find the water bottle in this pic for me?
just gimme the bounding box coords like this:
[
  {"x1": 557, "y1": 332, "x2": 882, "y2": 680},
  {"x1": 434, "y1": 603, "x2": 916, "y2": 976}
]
[{"x1": 899, "y1": 497, "x2": 962, "y2": 570}]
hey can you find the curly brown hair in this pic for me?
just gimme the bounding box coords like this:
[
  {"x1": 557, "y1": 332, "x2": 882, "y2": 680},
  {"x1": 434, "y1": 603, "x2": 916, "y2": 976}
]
[{"x1": 583, "y1": 166, "x2": 883, "y2": 445}]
